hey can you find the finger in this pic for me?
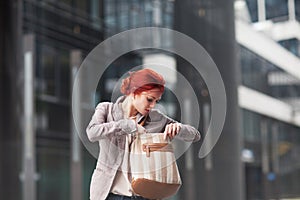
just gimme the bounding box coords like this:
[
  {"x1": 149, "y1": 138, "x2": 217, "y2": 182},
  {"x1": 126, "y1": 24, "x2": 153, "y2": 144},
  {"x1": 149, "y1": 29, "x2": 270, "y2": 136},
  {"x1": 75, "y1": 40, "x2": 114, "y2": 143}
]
[
  {"x1": 164, "y1": 125, "x2": 171, "y2": 140},
  {"x1": 168, "y1": 124, "x2": 176, "y2": 139},
  {"x1": 165, "y1": 124, "x2": 170, "y2": 134},
  {"x1": 175, "y1": 123, "x2": 181, "y2": 135},
  {"x1": 171, "y1": 125, "x2": 176, "y2": 137},
  {"x1": 163, "y1": 132, "x2": 168, "y2": 140},
  {"x1": 171, "y1": 124, "x2": 177, "y2": 136},
  {"x1": 172, "y1": 128, "x2": 176, "y2": 138},
  {"x1": 171, "y1": 123, "x2": 180, "y2": 139},
  {"x1": 168, "y1": 127, "x2": 173, "y2": 139}
]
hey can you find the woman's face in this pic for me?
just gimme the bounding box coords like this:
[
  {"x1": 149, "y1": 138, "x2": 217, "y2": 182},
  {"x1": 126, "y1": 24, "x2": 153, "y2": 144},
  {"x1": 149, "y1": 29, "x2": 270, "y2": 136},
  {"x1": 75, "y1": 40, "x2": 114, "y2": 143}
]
[{"x1": 132, "y1": 89, "x2": 162, "y2": 116}]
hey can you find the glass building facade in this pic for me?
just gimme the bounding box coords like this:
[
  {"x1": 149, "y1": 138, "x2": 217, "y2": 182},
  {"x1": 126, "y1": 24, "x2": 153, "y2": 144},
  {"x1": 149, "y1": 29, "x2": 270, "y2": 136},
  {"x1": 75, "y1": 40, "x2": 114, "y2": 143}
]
[
  {"x1": 1, "y1": 0, "x2": 300, "y2": 200},
  {"x1": 237, "y1": 0, "x2": 300, "y2": 199},
  {"x1": 103, "y1": 0, "x2": 173, "y2": 37},
  {"x1": 4, "y1": 0, "x2": 103, "y2": 199}
]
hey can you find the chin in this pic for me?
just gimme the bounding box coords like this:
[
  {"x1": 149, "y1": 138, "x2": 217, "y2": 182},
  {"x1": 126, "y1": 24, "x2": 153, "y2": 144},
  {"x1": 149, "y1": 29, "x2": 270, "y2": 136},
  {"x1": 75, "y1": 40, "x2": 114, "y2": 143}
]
[{"x1": 142, "y1": 110, "x2": 149, "y2": 115}]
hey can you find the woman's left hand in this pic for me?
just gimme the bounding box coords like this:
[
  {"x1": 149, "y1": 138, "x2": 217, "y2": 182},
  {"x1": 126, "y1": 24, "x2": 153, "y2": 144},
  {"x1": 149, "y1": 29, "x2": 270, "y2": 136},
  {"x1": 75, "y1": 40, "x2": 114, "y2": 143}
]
[{"x1": 163, "y1": 123, "x2": 182, "y2": 140}]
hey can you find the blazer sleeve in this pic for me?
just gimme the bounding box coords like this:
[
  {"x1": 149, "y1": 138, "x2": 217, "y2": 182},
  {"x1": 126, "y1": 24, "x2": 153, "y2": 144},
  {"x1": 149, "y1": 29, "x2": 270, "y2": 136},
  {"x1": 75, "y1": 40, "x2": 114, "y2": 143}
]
[
  {"x1": 86, "y1": 102, "x2": 136, "y2": 142},
  {"x1": 157, "y1": 110, "x2": 201, "y2": 142}
]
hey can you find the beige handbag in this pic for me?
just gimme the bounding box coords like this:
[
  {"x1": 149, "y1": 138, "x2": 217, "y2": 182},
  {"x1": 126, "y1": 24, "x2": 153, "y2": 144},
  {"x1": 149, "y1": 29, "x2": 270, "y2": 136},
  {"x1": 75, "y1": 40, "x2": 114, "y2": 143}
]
[{"x1": 130, "y1": 133, "x2": 182, "y2": 200}]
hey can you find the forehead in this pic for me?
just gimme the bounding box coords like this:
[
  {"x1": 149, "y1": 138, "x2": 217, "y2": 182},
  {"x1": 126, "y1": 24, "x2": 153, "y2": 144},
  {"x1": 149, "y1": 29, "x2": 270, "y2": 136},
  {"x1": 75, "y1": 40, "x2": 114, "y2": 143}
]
[{"x1": 141, "y1": 89, "x2": 162, "y2": 98}]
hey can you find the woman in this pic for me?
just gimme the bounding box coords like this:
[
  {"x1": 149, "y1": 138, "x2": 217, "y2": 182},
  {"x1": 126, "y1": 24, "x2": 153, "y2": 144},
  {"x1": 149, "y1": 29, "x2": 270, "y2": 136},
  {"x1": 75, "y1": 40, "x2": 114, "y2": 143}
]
[{"x1": 86, "y1": 68, "x2": 200, "y2": 200}]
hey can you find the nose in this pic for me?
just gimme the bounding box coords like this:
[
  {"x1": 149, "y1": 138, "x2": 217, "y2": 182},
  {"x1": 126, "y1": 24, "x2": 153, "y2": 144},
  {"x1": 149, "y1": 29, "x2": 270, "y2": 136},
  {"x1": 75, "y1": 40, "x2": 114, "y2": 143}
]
[{"x1": 149, "y1": 102, "x2": 156, "y2": 108}]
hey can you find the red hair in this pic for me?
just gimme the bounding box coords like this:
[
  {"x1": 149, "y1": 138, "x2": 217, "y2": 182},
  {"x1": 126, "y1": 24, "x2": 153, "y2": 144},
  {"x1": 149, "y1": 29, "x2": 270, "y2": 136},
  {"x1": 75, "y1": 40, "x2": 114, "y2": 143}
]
[{"x1": 120, "y1": 68, "x2": 165, "y2": 95}]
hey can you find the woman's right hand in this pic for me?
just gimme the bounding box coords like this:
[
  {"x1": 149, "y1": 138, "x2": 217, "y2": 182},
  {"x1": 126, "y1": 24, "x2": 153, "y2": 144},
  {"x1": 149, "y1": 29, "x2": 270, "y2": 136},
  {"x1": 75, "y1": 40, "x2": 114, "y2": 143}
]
[
  {"x1": 129, "y1": 116, "x2": 146, "y2": 135},
  {"x1": 136, "y1": 124, "x2": 146, "y2": 135}
]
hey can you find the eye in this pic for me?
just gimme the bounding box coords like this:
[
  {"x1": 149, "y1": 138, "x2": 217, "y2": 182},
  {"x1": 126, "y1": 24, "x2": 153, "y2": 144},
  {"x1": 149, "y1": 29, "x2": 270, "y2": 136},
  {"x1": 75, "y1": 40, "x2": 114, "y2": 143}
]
[{"x1": 147, "y1": 97, "x2": 154, "y2": 103}]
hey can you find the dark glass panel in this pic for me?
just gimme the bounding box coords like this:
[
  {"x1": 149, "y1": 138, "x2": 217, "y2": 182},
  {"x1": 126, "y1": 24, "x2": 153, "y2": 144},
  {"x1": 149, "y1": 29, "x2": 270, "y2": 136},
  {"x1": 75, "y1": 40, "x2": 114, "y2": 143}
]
[
  {"x1": 296, "y1": 0, "x2": 300, "y2": 21},
  {"x1": 245, "y1": 0, "x2": 258, "y2": 22},
  {"x1": 279, "y1": 38, "x2": 299, "y2": 57},
  {"x1": 39, "y1": 44, "x2": 56, "y2": 96},
  {"x1": 278, "y1": 123, "x2": 300, "y2": 197},
  {"x1": 58, "y1": 49, "x2": 70, "y2": 100},
  {"x1": 266, "y1": 0, "x2": 288, "y2": 21},
  {"x1": 240, "y1": 46, "x2": 277, "y2": 95},
  {"x1": 37, "y1": 141, "x2": 70, "y2": 200}
]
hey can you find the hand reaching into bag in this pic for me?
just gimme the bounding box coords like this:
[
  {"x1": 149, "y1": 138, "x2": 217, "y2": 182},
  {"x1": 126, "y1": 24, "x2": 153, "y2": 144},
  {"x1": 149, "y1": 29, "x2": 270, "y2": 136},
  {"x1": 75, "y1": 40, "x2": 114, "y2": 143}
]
[
  {"x1": 163, "y1": 123, "x2": 182, "y2": 140},
  {"x1": 130, "y1": 116, "x2": 147, "y2": 136},
  {"x1": 136, "y1": 124, "x2": 146, "y2": 135}
]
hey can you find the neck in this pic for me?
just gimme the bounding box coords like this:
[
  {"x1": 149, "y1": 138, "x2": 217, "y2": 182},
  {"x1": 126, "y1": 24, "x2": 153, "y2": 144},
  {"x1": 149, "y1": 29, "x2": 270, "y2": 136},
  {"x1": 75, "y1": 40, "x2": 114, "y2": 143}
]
[{"x1": 122, "y1": 96, "x2": 138, "y2": 118}]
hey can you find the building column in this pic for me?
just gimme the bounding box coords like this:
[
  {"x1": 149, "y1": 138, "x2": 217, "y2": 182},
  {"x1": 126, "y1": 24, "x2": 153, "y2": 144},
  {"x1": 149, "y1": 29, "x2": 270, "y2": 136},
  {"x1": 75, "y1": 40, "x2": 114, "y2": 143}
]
[
  {"x1": 70, "y1": 50, "x2": 83, "y2": 200},
  {"x1": 261, "y1": 119, "x2": 271, "y2": 199},
  {"x1": 0, "y1": 0, "x2": 23, "y2": 199},
  {"x1": 174, "y1": 0, "x2": 244, "y2": 199},
  {"x1": 257, "y1": 0, "x2": 266, "y2": 22},
  {"x1": 22, "y1": 34, "x2": 37, "y2": 200},
  {"x1": 0, "y1": 2, "x2": 4, "y2": 199},
  {"x1": 288, "y1": 0, "x2": 296, "y2": 21}
]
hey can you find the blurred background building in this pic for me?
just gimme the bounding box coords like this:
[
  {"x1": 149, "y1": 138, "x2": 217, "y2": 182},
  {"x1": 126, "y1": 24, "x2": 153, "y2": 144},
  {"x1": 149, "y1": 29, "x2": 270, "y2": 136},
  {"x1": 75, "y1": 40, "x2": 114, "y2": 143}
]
[{"x1": 1, "y1": 0, "x2": 300, "y2": 200}]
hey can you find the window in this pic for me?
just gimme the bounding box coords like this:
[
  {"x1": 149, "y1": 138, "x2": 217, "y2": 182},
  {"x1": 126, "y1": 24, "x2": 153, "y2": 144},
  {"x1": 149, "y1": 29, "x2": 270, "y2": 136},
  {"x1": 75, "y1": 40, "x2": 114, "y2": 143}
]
[
  {"x1": 245, "y1": 0, "x2": 258, "y2": 22},
  {"x1": 37, "y1": 141, "x2": 70, "y2": 200},
  {"x1": 104, "y1": 0, "x2": 174, "y2": 37},
  {"x1": 243, "y1": 114, "x2": 300, "y2": 199},
  {"x1": 36, "y1": 43, "x2": 70, "y2": 100},
  {"x1": 278, "y1": 123, "x2": 300, "y2": 197},
  {"x1": 279, "y1": 38, "x2": 299, "y2": 57},
  {"x1": 296, "y1": 0, "x2": 300, "y2": 21},
  {"x1": 265, "y1": 0, "x2": 288, "y2": 21},
  {"x1": 36, "y1": 42, "x2": 71, "y2": 135},
  {"x1": 240, "y1": 46, "x2": 277, "y2": 95}
]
